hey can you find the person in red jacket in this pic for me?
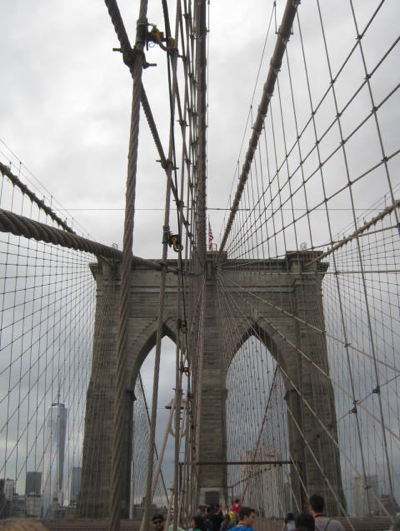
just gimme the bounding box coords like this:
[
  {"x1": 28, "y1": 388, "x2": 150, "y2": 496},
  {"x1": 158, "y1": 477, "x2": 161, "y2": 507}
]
[{"x1": 232, "y1": 499, "x2": 241, "y2": 514}]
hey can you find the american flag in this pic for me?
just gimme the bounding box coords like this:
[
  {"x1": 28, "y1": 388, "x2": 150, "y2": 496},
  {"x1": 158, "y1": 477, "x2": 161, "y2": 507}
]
[{"x1": 208, "y1": 221, "x2": 214, "y2": 251}]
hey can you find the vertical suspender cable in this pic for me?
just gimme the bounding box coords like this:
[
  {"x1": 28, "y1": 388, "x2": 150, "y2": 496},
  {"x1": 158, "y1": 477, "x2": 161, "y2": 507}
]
[
  {"x1": 109, "y1": 0, "x2": 148, "y2": 529},
  {"x1": 140, "y1": 7, "x2": 182, "y2": 530},
  {"x1": 195, "y1": 0, "x2": 208, "y2": 266},
  {"x1": 139, "y1": 156, "x2": 173, "y2": 531}
]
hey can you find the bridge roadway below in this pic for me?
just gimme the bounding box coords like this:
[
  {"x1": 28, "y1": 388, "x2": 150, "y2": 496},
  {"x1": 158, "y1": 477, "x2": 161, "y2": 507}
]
[{"x1": 44, "y1": 517, "x2": 391, "y2": 531}]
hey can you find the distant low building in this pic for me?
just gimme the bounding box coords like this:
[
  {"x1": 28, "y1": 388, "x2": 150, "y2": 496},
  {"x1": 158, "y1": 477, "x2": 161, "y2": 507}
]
[
  {"x1": 10, "y1": 495, "x2": 26, "y2": 518},
  {"x1": 0, "y1": 479, "x2": 11, "y2": 519},
  {"x1": 3, "y1": 479, "x2": 15, "y2": 501},
  {"x1": 352, "y1": 475, "x2": 379, "y2": 516},
  {"x1": 47, "y1": 495, "x2": 66, "y2": 520},
  {"x1": 380, "y1": 493, "x2": 399, "y2": 516},
  {"x1": 69, "y1": 467, "x2": 81, "y2": 504},
  {"x1": 26, "y1": 494, "x2": 42, "y2": 518},
  {"x1": 241, "y1": 446, "x2": 285, "y2": 518}
]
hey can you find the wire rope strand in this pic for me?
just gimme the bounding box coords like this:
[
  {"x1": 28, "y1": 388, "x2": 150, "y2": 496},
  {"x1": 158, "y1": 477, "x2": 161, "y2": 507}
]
[
  {"x1": 217, "y1": 0, "x2": 301, "y2": 262},
  {"x1": 109, "y1": 0, "x2": 149, "y2": 528},
  {"x1": 140, "y1": 0, "x2": 183, "y2": 525}
]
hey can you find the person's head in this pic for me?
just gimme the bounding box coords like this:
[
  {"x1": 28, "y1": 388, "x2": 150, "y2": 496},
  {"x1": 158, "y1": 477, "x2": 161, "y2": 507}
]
[
  {"x1": 235, "y1": 498, "x2": 240, "y2": 504},
  {"x1": 152, "y1": 513, "x2": 165, "y2": 531},
  {"x1": 192, "y1": 515, "x2": 207, "y2": 531},
  {"x1": 286, "y1": 512, "x2": 295, "y2": 522},
  {"x1": 296, "y1": 513, "x2": 315, "y2": 531},
  {"x1": 224, "y1": 514, "x2": 231, "y2": 524},
  {"x1": 239, "y1": 506, "x2": 255, "y2": 527},
  {"x1": 309, "y1": 494, "x2": 324, "y2": 516},
  {"x1": 0, "y1": 521, "x2": 48, "y2": 531}
]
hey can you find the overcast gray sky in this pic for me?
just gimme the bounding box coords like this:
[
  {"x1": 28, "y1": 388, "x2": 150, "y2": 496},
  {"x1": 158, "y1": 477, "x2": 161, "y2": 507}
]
[
  {"x1": 0, "y1": 0, "x2": 283, "y2": 254},
  {"x1": 1, "y1": 0, "x2": 399, "y2": 503},
  {"x1": 2, "y1": 1, "x2": 398, "y2": 249},
  {"x1": 0, "y1": 1, "x2": 277, "y2": 493}
]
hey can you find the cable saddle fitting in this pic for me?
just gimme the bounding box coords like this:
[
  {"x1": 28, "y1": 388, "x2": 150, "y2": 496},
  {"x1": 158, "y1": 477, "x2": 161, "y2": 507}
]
[
  {"x1": 147, "y1": 25, "x2": 176, "y2": 53},
  {"x1": 167, "y1": 231, "x2": 183, "y2": 252},
  {"x1": 177, "y1": 318, "x2": 188, "y2": 333},
  {"x1": 179, "y1": 362, "x2": 189, "y2": 375},
  {"x1": 112, "y1": 47, "x2": 155, "y2": 69}
]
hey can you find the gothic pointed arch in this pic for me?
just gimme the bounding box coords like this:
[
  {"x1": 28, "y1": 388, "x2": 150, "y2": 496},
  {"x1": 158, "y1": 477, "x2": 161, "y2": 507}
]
[
  {"x1": 129, "y1": 316, "x2": 177, "y2": 391},
  {"x1": 225, "y1": 320, "x2": 290, "y2": 382}
]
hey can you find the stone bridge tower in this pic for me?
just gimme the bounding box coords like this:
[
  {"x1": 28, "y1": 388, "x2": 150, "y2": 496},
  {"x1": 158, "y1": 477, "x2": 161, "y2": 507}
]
[{"x1": 78, "y1": 251, "x2": 345, "y2": 518}]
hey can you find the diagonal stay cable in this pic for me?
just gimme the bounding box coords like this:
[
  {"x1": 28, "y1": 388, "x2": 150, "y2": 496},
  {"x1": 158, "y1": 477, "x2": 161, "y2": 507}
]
[
  {"x1": 217, "y1": 268, "x2": 400, "y2": 376},
  {"x1": 215, "y1": 271, "x2": 392, "y2": 521},
  {"x1": 216, "y1": 270, "x2": 400, "y2": 446},
  {"x1": 104, "y1": 0, "x2": 136, "y2": 69},
  {"x1": 104, "y1": 0, "x2": 149, "y2": 529},
  {"x1": 138, "y1": 372, "x2": 169, "y2": 503},
  {"x1": 104, "y1": 0, "x2": 200, "y2": 264},
  {"x1": 140, "y1": 86, "x2": 199, "y2": 262},
  {"x1": 217, "y1": 0, "x2": 301, "y2": 262},
  {"x1": 215, "y1": 273, "x2": 333, "y2": 515}
]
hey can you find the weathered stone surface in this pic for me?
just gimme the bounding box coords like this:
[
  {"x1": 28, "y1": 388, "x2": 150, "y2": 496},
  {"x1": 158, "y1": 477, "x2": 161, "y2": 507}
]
[{"x1": 79, "y1": 252, "x2": 345, "y2": 518}]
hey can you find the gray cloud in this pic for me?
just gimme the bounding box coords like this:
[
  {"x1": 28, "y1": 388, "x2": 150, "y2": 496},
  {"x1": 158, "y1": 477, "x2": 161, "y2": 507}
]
[{"x1": 0, "y1": 0, "x2": 399, "y2": 511}]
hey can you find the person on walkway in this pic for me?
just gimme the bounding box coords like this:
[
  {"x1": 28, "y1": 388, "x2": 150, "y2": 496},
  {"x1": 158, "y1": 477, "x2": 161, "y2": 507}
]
[
  {"x1": 197, "y1": 505, "x2": 207, "y2": 517},
  {"x1": 282, "y1": 511, "x2": 296, "y2": 531},
  {"x1": 192, "y1": 515, "x2": 207, "y2": 531},
  {"x1": 295, "y1": 512, "x2": 315, "y2": 531},
  {"x1": 231, "y1": 506, "x2": 256, "y2": 531},
  {"x1": 309, "y1": 494, "x2": 345, "y2": 531},
  {"x1": 220, "y1": 514, "x2": 234, "y2": 531},
  {"x1": 211, "y1": 505, "x2": 224, "y2": 531},
  {"x1": 205, "y1": 511, "x2": 214, "y2": 531},
  {"x1": 153, "y1": 513, "x2": 166, "y2": 531},
  {"x1": 153, "y1": 512, "x2": 186, "y2": 531},
  {"x1": 232, "y1": 499, "x2": 242, "y2": 515}
]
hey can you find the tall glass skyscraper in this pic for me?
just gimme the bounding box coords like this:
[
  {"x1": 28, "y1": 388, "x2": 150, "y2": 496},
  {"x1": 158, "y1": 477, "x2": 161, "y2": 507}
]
[
  {"x1": 41, "y1": 403, "x2": 67, "y2": 519},
  {"x1": 26, "y1": 471, "x2": 42, "y2": 495}
]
